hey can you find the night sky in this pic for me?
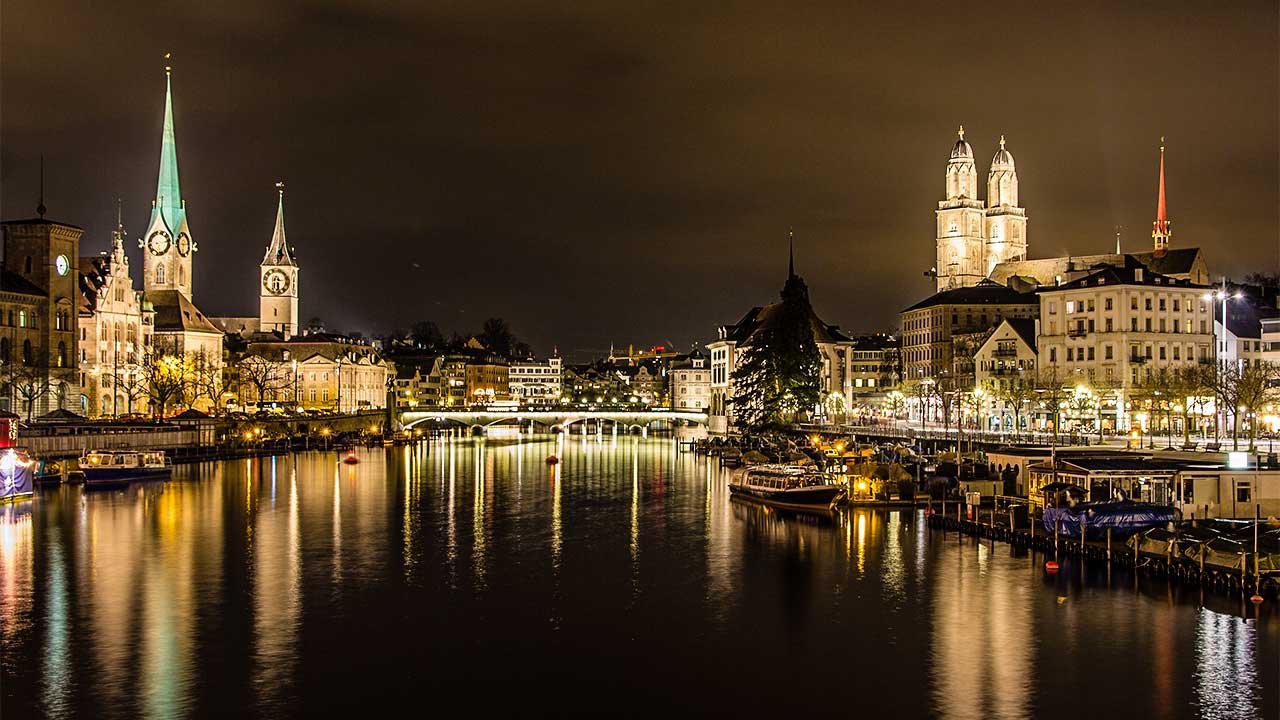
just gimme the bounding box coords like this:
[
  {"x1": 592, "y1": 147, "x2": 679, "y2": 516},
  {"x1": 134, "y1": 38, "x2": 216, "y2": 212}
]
[{"x1": 2, "y1": 1, "x2": 1276, "y2": 359}]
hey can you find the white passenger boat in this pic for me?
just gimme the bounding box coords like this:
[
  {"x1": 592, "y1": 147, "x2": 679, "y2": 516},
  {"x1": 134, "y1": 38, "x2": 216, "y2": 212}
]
[
  {"x1": 729, "y1": 464, "x2": 844, "y2": 511},
  {"x1": 79, "y1": 450, "x2": 171, "y2": 487}
]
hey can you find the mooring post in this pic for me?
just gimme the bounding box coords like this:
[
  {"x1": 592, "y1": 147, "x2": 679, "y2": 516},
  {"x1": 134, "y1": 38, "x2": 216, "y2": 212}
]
[
  {"x1": 1054, "y1": 515, "x2": 1060, "y2": 557},
  {"x1": 1106, "y1": 527, "x2": 1112, "y2": 563}
]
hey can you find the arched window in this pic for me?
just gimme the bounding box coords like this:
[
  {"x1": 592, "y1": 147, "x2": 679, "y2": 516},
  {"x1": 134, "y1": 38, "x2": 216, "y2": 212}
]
[
  {"x1": 18, "y1": 310, "x2": 26, "y2": 328},
  {"x1": 58, "y1": 342, "x2": 67, "y2": 368},
  {"x1": 23, "y1": 256, "x2": 31, "y2": 274},
  {"x1": 22, "y1": 340, "x2": 33, "y2": 365},
  {"x1": 156, "y1": 264, "x2": 166, "y2": 284},
  {"x1": 178, "y1": 265, "x2": 184, "y2": 285},
  {"x1": 0, "y1": 338, "x2": 8, "y2": 362}
]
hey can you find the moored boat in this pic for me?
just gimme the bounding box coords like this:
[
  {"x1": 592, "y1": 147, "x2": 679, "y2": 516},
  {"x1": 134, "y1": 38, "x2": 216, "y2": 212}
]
[
  {"x1": 729, "y1": 464, "x2": 843, "y2": 511},
  {"x1": 79, "y1": 450, "x2": 171, "y2": 487}
]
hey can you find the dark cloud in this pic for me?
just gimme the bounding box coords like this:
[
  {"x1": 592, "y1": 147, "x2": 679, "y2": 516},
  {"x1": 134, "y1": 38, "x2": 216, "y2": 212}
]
[{"x1": 2, "y1": 1, "x2": 1277, "y2": 356}]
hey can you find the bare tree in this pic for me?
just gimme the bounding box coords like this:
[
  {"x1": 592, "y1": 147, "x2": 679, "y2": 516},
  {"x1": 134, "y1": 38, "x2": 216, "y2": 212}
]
[
  {"x1": 141, "y1": 348, "x2": 190, "y2": 418},
  {"x1": 1217, "y1": 361, "x2": 1280, "y2": 450},
  {"x1": 1, "y1": 354, "x2": 52, "y2": 422},
  {"x1": 237, "y1": 354, "x2": 292, "y2": 407},
  {"x1": 183, "y1": 349, "x2": 224, "y2": 413}
]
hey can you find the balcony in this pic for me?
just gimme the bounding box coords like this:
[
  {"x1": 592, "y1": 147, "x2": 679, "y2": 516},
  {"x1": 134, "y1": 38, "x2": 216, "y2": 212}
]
[
  {"x1": 1067, "y1": 326, "x2": 1088, "y2": 338},
  {"x1": 991, "y1": 348, "x2": 1018, "y2": 358},
  {"x1": 1129, "y1": 355, "x2": 1148, "y2": 365}
]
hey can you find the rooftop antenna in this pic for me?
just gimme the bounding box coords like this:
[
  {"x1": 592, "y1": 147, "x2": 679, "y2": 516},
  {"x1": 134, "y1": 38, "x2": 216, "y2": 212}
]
[{"x1": 37, "y1": 155, "x2": 46, "y2": 218}]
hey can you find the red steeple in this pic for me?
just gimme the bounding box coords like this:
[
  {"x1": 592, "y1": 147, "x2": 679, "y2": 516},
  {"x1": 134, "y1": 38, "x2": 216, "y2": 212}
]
[{"x1": 1152, "y1": 137, "x2": 1170, "y2": 256}]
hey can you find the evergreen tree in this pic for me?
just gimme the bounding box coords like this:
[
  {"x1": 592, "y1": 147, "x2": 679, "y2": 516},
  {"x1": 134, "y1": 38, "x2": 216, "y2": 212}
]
[{"x1": 730, "y1": 263, "x2": 822, "y2": 432}]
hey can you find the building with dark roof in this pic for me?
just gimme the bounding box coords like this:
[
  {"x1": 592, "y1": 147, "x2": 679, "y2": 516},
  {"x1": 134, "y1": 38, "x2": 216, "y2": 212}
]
[
  {"x1": 901, "y1": 279, "x2": 1038, "y2": 382},
  {"x1": 1, "y1": 216, "x2": 83, "y2": 418},
  {"x1": 75, "y1": 212, "x2": 155, "y2": 418},
  {"x1": 707, "y1": 249, "x2": 857, "y2": 434},
  {"x1": 1035, "y1": 258, "x2": 1213, "y2": 433}
]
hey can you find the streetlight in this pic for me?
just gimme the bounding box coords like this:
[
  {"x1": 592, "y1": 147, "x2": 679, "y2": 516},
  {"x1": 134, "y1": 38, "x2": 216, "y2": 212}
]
[{"x1": 1205, "y1": 282, "x2": 1244, "y2": 443}]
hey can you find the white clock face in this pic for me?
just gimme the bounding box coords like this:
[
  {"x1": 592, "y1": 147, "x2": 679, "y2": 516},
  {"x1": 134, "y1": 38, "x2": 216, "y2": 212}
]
[
  {"x1": 177, "y1": 233, "x2": 192, "y2": 256},
  {"x1": 55, "y1": 255, "x2": 69, "y2": 276},
  {"x1": 147, "y1": 231, "x2": 172, "y2": 256}
]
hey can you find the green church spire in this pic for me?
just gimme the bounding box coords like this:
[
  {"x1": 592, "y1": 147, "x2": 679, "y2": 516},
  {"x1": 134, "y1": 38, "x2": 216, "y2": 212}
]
[{"x1": 152, "y1": 58, "x2": 184, "y2": 233}]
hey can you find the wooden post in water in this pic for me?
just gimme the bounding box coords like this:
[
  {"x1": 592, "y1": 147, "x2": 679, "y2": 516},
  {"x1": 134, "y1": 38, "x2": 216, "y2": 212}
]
[
  {"x1": 1255, "y1": 505, "x2": 1262, "y2": 596},
  {"x1": 1081, "y1": 515, "x2": 1087, "y2": 558},
  {"x1": 1106, "y1": 527, "x2": 1112, "y2": 563},
  {"x1": 1054, "y1": 514, "x2": 1060, "y2": 557}
]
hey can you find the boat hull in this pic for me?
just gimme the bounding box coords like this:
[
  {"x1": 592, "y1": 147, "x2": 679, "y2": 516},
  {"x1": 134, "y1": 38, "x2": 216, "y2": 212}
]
[
  {"x1": 728, "y1": 483, "x2": 842, "y2": 512},
  {"x1": 82, "y1": 466, "x2": 171, "y2": 487}
]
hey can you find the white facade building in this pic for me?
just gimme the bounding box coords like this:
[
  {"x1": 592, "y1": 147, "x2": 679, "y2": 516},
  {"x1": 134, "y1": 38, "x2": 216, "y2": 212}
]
[
  {"x1": 669, "y1": 351, "x2": 710, "y2": 410},
  {"x1": 509, "y1": 357, "x2": 562, "y2": 406},
  {"x1": 77, "y1": 212, "x2": 155, "y2": 417}
]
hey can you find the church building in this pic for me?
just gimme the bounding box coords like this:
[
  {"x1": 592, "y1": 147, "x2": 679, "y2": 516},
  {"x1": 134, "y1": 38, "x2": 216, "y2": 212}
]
[{"x1": 139, "y1": 63, "x2": 224, "y2": 396}]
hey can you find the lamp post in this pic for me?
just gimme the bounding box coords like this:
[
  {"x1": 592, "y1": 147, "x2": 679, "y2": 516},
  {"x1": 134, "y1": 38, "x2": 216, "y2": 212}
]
[{"x1": 1205, "y1": 281, "x2": 1243, "y2": 444}]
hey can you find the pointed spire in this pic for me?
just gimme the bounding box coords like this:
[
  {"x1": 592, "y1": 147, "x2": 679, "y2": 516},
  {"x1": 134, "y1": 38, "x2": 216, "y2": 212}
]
[
  {"x1": 787, "y1": 229, "x2": 795, "y2": 279},
  {"x1": 154, "y1": 53, "x2": 183, "y2": 226},
  {"x1": 263, "y1": 181, "x2": 296, "y2": 266},
  {"x1": 112, "y1": 198, "x2": 126, "y2": 255},
  {"x1": 1152, "y1": 136, "x2": 1170, "y2": 255},
  {"x1": 36, "y1": 154, "x2": 46, "y2": 218}
]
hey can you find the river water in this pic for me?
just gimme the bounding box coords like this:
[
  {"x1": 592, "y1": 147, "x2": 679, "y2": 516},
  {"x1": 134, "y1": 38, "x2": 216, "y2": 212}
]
[{"x1": 1, "y1": 435, "x2": 1276, "y2": 718}]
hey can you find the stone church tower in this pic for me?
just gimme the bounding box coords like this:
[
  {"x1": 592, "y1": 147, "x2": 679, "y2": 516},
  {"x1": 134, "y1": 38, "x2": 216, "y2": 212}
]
[
  {"x1": 935, "y1": 128, "x2": 1029, "y2": 290},
  {"x1": 141, "y1": 62, "x2": 196, "y2": 300},
  {"x1": 983, "y1": 136, "x2": 1027, "y2": 276},
  {"x1": 259, "y1": 184, "x2": 299, "y2": 338},
  {"x1": 935, "y1": 126, "x2": 986, "y2": 291}
]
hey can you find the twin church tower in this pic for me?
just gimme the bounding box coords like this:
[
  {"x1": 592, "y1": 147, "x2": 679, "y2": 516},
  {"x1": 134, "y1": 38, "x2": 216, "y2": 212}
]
[
  {"x1": 933, "y1": 126, "x2": 1027, "y2": 291},
  {"x1": 140, "y1": 62, "x2": 300, "y2": 338}
]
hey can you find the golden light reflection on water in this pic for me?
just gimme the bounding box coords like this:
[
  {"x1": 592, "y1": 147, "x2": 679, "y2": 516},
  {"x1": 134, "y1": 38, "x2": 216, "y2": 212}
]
[
  {"x1": 253, "y1": 460, "x2": 300, "y2": 709},
  {"x1": 930, "y1": 522, "x2": 1032, "y2": 720},
  {"x1": 2, "y1": 441, "x2": 1274, "y2": 718},
  {"x1": 472, "y1": 441, "x2": 487, "y2": 591}
]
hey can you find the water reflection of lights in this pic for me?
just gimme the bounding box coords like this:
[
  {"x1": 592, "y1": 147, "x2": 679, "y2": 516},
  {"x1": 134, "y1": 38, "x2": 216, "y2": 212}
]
[
  {"x1": 41, "y1": 527, "x2": 70, "y2": 718},
  {"x1": 882, "y1": 510, "x2": 905, "y2": 605},
  {"x1": 1194, "y1": 608, "x2": 1259, "y2": 718},
  {"x1": 472, "y1": 440, "x2": 487, "y2": 590}
]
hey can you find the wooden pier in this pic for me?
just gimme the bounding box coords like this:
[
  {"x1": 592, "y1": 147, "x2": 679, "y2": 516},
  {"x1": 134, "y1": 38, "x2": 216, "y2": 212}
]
[{"x1": 926, "y1": 501, "x2": 1279, "y2": 600}]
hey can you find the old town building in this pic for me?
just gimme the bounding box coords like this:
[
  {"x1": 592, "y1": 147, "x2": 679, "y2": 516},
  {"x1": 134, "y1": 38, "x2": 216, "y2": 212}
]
[
  {"x1": 0, "y1": 213, "x2": 83, "y2": 418},
  {"x1": 509, "y1": 356, "x2": 562, "y2": 406},
  {"x1": 77, "y1": 208, "x2": 155, "y2": 417},
  {"x1": 669, "y1": 350, "x2": 710, "y2": 410}
]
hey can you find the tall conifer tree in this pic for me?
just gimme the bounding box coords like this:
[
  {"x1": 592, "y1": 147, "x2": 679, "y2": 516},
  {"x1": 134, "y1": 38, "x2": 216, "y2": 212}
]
[{"x1": 730, "y1": 242, "x2": 822, "y2": 432}]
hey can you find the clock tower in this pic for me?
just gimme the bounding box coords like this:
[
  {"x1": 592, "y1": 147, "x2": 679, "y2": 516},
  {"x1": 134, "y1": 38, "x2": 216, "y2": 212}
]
[
  {"x1": 259, "y1": 183, "x2": 299, "y2": 338},
  {"x1": 141, "y1": 62, "x2": 196, "y2": 300}
]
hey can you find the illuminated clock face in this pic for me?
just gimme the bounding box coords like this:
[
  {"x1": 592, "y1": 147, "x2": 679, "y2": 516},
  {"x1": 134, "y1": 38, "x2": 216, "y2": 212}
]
[
  {"x1": 264, "y1": 269, "x2": 290, "y2": 295},
  {"x1": 176, "y1": 233, "x2": 192, "y2": 256},
  {"x1": 147, "y1": 231, "x2": 171, "y2": 256},
  {"x1": 54, "y1": 255, "x2": 69, "y2": 276}
]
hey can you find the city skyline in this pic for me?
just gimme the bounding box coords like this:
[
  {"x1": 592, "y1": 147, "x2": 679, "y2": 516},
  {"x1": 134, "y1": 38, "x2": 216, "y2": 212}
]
[{"x1": 1, "y1": 1, "x2": 1276, "y2": 356}]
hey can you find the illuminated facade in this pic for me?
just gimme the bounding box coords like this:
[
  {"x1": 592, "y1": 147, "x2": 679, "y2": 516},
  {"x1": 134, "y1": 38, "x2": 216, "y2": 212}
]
[
  {"x1": 0, "y1": 217, "x2": 83, "y2": 417},
  {"x1": 259, "y1": 185, "x2": 299, "y2": 339},
  {"x1": 77, "y1": 211, "x2": 155, "y2": 417},
  {"x1": 935, "y1": 127, "x2": 1028, "y2": 291},
  {"x1": 138, "y1": 65, "x2": 223, "y2": 406}
]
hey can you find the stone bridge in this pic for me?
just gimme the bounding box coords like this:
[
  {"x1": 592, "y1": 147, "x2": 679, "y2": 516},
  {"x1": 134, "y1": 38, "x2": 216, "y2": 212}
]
[{"x1": 401, "y1": 409, "x2": 708, "y2": 434}]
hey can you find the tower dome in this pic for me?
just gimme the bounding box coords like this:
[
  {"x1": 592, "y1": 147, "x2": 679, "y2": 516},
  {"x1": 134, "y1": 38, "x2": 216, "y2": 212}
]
[
  {"x1": 990, "y1": 135, "x2": 1015, "y2": 169},
  {"x1": 951, "y1": 125, "x2": 974, "y2": 160}
]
